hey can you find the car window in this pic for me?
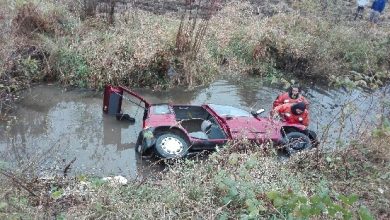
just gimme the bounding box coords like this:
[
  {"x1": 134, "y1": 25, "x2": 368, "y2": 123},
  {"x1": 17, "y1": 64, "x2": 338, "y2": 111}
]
[
  {"x1": 152, "y1": 105, "x2": 171, "y2": 114},
  {"x1": 208, "y1": 104, "x2": 252, "y2": 117}
]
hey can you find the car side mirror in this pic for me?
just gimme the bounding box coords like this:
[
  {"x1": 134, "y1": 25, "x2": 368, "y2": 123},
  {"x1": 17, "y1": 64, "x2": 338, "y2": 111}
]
[
  {"x1": 251, "y1": 109, "x2": 265, "y2": 117},
  {"x1": 225, "y1": 115, "x2": 233, "y2": 120}
]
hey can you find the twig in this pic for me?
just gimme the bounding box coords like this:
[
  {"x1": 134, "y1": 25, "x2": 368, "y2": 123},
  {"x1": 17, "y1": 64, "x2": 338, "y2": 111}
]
[
  {"x1": 135, "y1": 176, "x2": 147, "y2": 189},
  {"x1": 0, "y1": 168, "x2": 37, "y2": 197},
  {"x1": 268, "y1": 201, "x2": 286, "y2": 220},
  {"x1": 215, "y1": 199, "x2": 231, "y2": 213},
  {"x1": 63, "y1": 157, "x2": 77, "y2": 177}
]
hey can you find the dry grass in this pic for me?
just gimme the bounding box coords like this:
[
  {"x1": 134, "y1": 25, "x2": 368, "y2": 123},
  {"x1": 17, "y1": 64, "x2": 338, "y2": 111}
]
[
  {"x1": 206, "y1": 1, "x2": 390, "y2": 85},
  {"x1": 0, "y1": 141, "x2": 303, "y2": 219},
  {"x1": 1, "y1": 0, "x2": 390, "y2": 93},
  {"x1": 1, "y1": 133, "x2": 388, "y2": 218}
]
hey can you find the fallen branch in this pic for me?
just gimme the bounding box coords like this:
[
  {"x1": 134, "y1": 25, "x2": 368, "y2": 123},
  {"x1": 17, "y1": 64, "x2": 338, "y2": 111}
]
[
  {"x1": 0, "y1": 168, "x2": 37, "y2": 197},
  {"x1": 63, "y1": 157, "x2": 77, "y2": 177}
]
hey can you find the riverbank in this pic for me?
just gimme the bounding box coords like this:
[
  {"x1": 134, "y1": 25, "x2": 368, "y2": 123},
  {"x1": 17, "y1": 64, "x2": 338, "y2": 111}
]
[
  {"x1": 1, "y1": 1, "x2": 390, "y2": 94},
  {"x1": 1, "y1": 130, "x2": 389, "y2": 218}
]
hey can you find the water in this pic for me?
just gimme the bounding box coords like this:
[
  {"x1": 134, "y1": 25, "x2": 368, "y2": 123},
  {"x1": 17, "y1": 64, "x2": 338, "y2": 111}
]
[{"x1": 0, "y1": 78, "x2": 387, "y2": 178}]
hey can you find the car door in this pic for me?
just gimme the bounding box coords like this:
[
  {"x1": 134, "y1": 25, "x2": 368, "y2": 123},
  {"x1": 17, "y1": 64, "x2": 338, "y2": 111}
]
[
  {"x1": 204, "y1": 104, "x2": 282, "y2": 142},
  {"x1": 224, "y1": 117, "x2": 281, "y2": 142},
  {"x1": 103, "y1": 85, "x2": 151, "y2": 116}
]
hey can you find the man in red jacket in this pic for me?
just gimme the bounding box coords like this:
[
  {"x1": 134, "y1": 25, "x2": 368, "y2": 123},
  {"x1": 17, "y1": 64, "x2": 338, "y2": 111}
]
[
  {"x1": 273, "y1": 102, "x2": 309, "y2": 128},
  {"x1": 273, "y1": 85, "x2": 309, "y2": 110}
]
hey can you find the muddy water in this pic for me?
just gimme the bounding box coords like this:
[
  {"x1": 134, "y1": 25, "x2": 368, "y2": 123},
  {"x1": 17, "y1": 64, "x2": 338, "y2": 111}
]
[{"x1": 0, "y1": 79, "x2": 386, "y2": 178}]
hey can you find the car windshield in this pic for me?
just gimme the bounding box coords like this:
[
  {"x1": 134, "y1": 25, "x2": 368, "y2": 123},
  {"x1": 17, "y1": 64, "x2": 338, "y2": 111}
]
[
  {"x1": 208, "y1": 104, "x2": 252, "y2": 117},
  {"x1": 152, "y1": 104, "x2": 171, "y2": 114}
]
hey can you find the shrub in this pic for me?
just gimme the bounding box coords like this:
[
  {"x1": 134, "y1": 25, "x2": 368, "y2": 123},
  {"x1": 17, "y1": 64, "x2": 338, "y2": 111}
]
[
  {"x1": 12, "y1": 1, "x2": 71, "y2": 37},
  {"x1": 12, "y1": 3, "x2": 54, "y2": 36},
  {"x1": 51, "y1": 48, "x2": 90, "y2": 87}
]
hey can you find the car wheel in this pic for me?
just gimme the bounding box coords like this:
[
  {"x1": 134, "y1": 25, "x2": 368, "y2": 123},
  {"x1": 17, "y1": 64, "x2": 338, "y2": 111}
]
[
  {"x1": 155, "y1": 133, "x2": 189, "y2": 159},
  {"x1": 285, "y1": 132, "x2": 312, "y2": 155}
]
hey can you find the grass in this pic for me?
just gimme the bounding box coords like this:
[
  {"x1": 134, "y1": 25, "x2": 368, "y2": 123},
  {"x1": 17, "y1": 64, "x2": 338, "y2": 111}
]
[
  {"x1": 0, "y1": 129, "x2": 388, "y2": 219},
  {"x1": 1, "y1": 0, "x2": 390, "y2": 93},
  {"x1": 207, "y1": 2, "x2": 390, "y2": 86}
]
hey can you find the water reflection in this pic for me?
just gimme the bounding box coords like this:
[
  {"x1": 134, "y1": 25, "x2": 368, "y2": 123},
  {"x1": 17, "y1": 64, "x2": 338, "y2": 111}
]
[{"x1": 103, "y1": 115, "x2": 135, "y2": 151}]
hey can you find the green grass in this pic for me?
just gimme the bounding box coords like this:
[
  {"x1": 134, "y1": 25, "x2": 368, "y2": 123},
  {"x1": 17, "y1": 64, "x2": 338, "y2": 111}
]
[{"x1": 53, "y1": 48, "x2": 90, "y2": 87}]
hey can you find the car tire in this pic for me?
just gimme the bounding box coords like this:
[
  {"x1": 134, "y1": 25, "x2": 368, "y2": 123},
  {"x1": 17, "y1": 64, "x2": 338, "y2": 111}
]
[
  {"x1": 285, "y1": 132, "x2": 312, "y2": 155},
  {"x1": 154, "y1": 133, "x2": 189, "y2": 159}
]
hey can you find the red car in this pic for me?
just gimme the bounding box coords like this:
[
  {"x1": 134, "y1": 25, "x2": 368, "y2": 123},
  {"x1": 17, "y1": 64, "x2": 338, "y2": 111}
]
[{"x1": 103, "y1": 85, "x2": 317, "y2": 158}]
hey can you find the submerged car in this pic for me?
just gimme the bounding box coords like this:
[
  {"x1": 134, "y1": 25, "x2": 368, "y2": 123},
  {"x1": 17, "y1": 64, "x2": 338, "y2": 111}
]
[{"x1": 103, "y1": 85, "x2": 317, "y2": 158}]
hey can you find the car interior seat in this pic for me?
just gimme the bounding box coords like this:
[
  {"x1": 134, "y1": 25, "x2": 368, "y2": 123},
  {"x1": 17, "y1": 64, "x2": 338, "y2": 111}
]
[{"x1": 188, "y1": 120, "x2": 212, "y2": 140}]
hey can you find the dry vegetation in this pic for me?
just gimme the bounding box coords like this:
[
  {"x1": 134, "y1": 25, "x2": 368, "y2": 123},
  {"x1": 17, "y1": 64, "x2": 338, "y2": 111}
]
[
  {"x1": 207, "y1": 1, "x2": 390, "y2": 88},
  {"x1": 0, "y1": 128, "x2": 389, "y2": 219},
  {"x1": 0, "y1": 0, "x2": 389, "y2": 94}
]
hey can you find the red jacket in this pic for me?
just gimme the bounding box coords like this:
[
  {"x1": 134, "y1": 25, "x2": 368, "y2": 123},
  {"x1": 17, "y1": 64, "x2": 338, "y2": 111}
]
[
  {"x1": 273, "y1": 92, "x2": 309, "y2": 109},
  {"x1": 274, "y1": 103, "x2": 310, "y2": 127}
]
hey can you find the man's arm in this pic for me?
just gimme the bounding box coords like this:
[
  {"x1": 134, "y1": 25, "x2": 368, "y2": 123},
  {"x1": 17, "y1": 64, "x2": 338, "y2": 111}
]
[
  {"x1": 272, "y1": 94, "x2": 283, "y2": 109},
  {"x1": 271, "y1": 104, "x2": 282, "y2": 117}
]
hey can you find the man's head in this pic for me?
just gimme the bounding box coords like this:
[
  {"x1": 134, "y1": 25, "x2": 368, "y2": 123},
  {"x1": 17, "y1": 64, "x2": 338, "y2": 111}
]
[
  {"x1": 288, "y1": 85, "x2": 301, "y2": 99},
  {"x1": 291, "y1": 102, "x2": 306, "y2": 115}
]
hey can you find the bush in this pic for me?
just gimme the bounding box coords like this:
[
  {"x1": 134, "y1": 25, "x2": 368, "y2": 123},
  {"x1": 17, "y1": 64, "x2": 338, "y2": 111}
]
[
  {"x1": 12, "y1": 2, "x2": 72, "y2": 37},
  {"x1": 52, "y1": 48, "x2": 90, "y2": 87},
  {"x1": 12, "y1": 3, "x2": 54, "y2": 36}
]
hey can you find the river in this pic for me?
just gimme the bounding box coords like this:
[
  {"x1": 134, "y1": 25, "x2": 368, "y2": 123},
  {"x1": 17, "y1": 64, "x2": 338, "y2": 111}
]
[{"x1": 0, "y1": 78, "x2": 387, "y2": 178}]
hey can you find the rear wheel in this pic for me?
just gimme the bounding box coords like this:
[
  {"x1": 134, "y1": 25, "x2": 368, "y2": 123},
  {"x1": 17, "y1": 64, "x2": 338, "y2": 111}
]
[
  {"x1": 154, "y1": 133, "x2": 189, "y2": 159},
  {"x1": 285, "y1": 132, "x2": 312, "y2": 155}
]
